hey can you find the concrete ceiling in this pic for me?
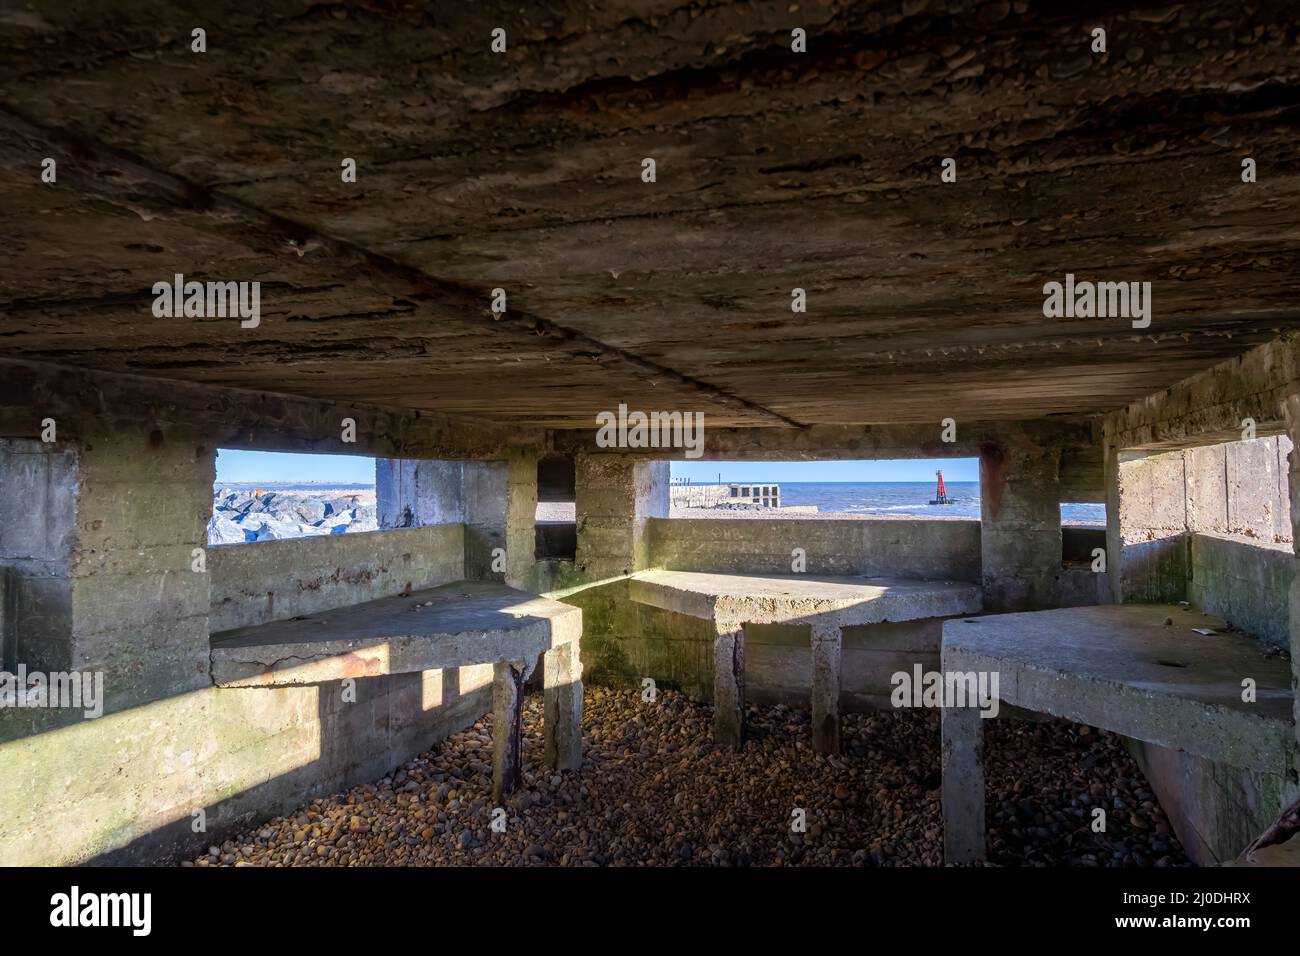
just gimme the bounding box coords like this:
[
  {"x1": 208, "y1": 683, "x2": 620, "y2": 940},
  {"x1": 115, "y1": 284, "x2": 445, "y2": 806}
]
[{"x1": 2, "y1": 1, "x2": 1299, "y2": 428}]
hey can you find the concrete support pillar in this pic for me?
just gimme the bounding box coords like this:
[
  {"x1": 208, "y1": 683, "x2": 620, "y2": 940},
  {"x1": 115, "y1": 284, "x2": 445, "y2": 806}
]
[
  {"x1": 504, "y1": 451, "x2": 538, "y2": 590},
  {"x1": 491, "y1": 658, "x2": 528, "y2": 802},
  {"x1": 810, "y1": 621, "x2": 841, "y2": 753},
  {"x1": 574, "y1": 453, "x2": 668, "y2": 581},
  {"x1": 70, "y1": 432, "x2": 215, "y2": 713},
  {"x1": 941, "y1": 702, "x2": 986, "y2": 864},
  {"x1": 542, "y1": 641, "x2": 583, "y2": 771},
  {"x1": 979, "y1": 441, "x2": 1062, "y2": 612},
  {"x1": 462, "y1": 451, "x2": 537, "y2": 589},
  {"x1": 712, "y1": 624, "x2": 745, "y2": 747},
  {"x1": 462, "y1": 460, "x2": 505, "y2": 580}
]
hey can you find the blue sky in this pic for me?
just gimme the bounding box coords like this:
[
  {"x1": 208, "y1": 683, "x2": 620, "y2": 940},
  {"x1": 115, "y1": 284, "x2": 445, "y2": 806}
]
[
  {"x1": 215, "y1": 451, "x2": 980, "y2": 485},
  {"x1": 671, "y1": 458, "x2": 979, "y2": 483},
  {"x1": 216, "y1": 449, "x2": 376, "y2": 484}
]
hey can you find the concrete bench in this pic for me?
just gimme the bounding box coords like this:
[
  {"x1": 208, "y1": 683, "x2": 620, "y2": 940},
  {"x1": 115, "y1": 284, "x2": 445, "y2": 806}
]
[
  {"x1": 939, "y1": 603, "x2": 1295, "y2": 864},
  {"x1": 209, "y1": 580, "x2": 583, "y2": 801},
  {"x1": 629, "y1": 569, "x2": 982, "y2": 752}
]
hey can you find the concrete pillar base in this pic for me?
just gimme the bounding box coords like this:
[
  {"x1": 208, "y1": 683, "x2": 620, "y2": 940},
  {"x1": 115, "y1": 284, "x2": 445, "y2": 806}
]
[
  {"x1": 810, "y1": 622, "x2": 842, "y2": 754},
  {"x1": 942, "y1": 703, "x2": 986, "y2": 864},
  {"x1": 712, "y1": 624, "x2": 745, "y2": 747},
  {"x1": 491, "y1": 659, "x2": 529, "y2": 803},
  {"x1": 543, "y1": 642, "x2": 583, "y2": 772}
]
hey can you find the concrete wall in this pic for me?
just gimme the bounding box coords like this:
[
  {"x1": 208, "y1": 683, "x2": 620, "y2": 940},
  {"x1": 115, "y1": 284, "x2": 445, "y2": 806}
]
[
  {"x1": 375, "y1": 453, "x2": 541, "y2": 590},
  {"x1": 1185, "y1": 437, "x2": 1292, "y2": 542},
  {"x1": 209, "y1": 524, "x2": 464, "y2": 631},
  {"x1": 376, "y1": 459, "x2": 464, "y2": 528},
  {"x1": 1113, "y1": 437, "x2": 1293, "y2": 608},
  {"x1": 745, "y1": 619, "x2": 943, "y2": 712},
  {"x1": 0, "y1": 434, "x2": 491, "y2": 866},
  {"x1": 647, "y1": 517, "x2": 981, "y2": 581},
  {"x1": 1189, "y1": 533, "x2": 1292, "y2": 649},
  {"x1": 1113, "y1": 448, "x2": 1190, "y2": 604}
]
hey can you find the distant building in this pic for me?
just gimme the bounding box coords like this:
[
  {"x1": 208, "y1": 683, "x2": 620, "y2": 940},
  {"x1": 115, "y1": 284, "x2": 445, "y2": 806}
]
[
  {"x1": 669, "y1": 478, "x2": 781, "y2": 509},
  {"x1": 727, "y1": 483, "x2": 781, "y2": 507}
]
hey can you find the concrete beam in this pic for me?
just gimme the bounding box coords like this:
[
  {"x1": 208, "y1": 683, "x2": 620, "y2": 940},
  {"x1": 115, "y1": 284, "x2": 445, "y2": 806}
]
[
  {"x1": 0, "y1": 357, "x2": 533, "y2": 459},
  {"x1": 1105, "y1": 335, "x2": 1300, "y2": 452},
  {"x1": 555, "y1": 419, "x2": 1096, "y2": 463}
]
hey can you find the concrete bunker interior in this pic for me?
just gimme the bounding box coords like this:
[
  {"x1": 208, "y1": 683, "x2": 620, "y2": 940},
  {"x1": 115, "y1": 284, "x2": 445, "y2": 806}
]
[{"x1": 1, "y1": 2, "x2": 1299, "y2": 873}]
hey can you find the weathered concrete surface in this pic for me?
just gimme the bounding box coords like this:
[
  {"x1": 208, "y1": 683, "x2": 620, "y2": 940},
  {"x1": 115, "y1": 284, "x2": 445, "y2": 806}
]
[
  {"x1": 1108, "y1": 436, "x2": 1293, "y2": 607},
  {"x1": 629, "y1": 570, "x2": 982, "y2": 629},
  {"x1": 942, "y1": 604, "x2": 1294, "y2": 772},
  {"x1": 648, "y1": 516, "x2": 981, "y2": 582},
  {"x1": 4, "y1": 5, "x2": 1300, "y2": 427},
  {"x1": 0, "y1": 656, "x2": 495, "y2": 865},
  {"x1": 212, "y1": 577, "x2": 582, "y2": 803},
  {"x1": 210, "y1": 580, "x2": 581, "y2": 688},
  {"x1": 1190, "y1": 533, "x2": 1292, "y2": 650},
  {"x1": 573, "y1": 518, "x2": 987, "y2": 706},
  {"x1": 504, "y1": 450, "x2": 540, "y2": 590},
  {"x1": 1112, "y1": 449, "x2": 1190, "y2": 604},
  {"x1": 208, "y1": 524, "x2": 464, "y2": 632},
  {"x1": 559, "y1": 420, "x2": 1094, "y2": 461},
  {"x1": 1184, "y1": 436, "x2": 1292, "y2": 542}
]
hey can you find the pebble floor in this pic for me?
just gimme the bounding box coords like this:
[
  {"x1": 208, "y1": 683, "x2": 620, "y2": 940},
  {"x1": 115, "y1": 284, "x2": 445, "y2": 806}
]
[{"x1": 182, "y1": 686, "x2": 1190, "y2": 867}]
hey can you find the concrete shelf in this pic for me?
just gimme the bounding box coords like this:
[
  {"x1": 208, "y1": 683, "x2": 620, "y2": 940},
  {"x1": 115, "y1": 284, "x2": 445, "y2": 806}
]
[
  {"x1": 209, "y1": 580, "x2": 583, "y2": 801},
  {"x1": 628, "y1": 570, "x2": 982, "y2": 629},
  {"x1": 629, "y1": 569, "x2": 983, "y2": 754},
  {"x1": 209, "y1": 579, "x2": 579, "y2": 689}
]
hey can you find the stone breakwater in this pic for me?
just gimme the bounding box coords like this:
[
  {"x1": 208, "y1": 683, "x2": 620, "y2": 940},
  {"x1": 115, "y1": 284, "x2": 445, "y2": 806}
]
[
  {"x1": 181, "y1": 688, "x2": 1188, "y2": 867},
  {"x1": 208, "y1": 488, "x2": 377, "y2": 544}
]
